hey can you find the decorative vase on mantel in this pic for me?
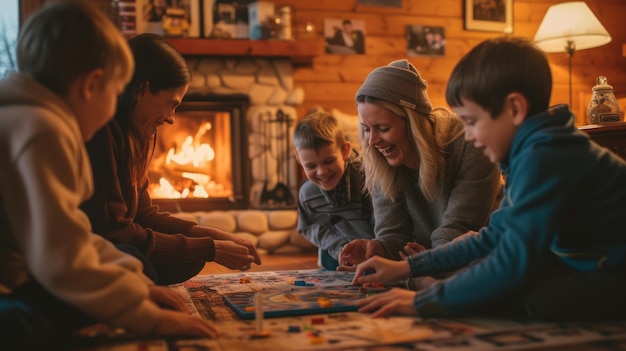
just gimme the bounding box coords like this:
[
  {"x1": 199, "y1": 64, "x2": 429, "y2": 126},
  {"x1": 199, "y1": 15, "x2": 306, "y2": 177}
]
[{"x1": 587, "y1": 76, "x2": 622, "y2": 124}]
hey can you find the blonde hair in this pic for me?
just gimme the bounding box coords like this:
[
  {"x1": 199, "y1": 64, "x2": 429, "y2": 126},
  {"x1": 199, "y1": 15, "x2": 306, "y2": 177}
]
[
  {"x1": 293, "y1": 111, "x2": 346, "y2": 152},
  {"x1": 17, "y1": 0, "x2": 134, "y2": 95},
  {"x1": 358, "y1": 96, "x2": 464, "y2": 201}
]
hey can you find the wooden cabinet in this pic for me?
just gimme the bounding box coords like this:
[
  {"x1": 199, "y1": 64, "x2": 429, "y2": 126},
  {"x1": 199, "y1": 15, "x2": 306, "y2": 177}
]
[
  {"x1": 579, "y1": 122, "x2": 626, "y2": 160},
  {"x1": 165, "y1": 38, "x2": 324, "y2": 64}
]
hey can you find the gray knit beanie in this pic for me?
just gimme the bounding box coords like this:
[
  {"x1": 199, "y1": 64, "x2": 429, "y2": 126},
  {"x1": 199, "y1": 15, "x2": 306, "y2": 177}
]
[{"x1": 355, "y1": 59, "x2": 432, "y2": 115}]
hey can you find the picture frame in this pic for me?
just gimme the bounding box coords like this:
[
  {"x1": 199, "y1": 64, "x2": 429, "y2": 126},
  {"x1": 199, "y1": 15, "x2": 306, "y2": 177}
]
[
  {"x1": 324, "y1": 18, "x2": 367, "y2": 55},
  {"x1": 357, "y1": 0, "x2": 402, "y2": 8},
  {"x1": 406, "y1": 25, "x2": 445, "y2": 57},
  {"x1": 464, "y1": 0, "x2": 513, "y2": 34},
  {"x1": 135, "y1": 0, "x2": 201, "y2": 38}
]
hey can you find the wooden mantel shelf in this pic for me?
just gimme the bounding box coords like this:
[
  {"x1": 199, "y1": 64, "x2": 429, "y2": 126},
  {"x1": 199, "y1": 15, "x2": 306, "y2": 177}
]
[{"x1": 165, "y1": 38, "x2": 324, "y2": 64}]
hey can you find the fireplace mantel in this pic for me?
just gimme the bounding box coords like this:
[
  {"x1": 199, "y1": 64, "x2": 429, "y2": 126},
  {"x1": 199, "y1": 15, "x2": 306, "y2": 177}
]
[{"x1": 166, "y1": 38, "x2": 324, "y2": 65}]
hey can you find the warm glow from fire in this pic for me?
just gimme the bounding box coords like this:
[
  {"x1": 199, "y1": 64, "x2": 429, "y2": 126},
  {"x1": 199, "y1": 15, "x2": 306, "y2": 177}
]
[
  {"x1": 150, "y1": 121, "x2": 227, "y2": 199},
  {"x1": 165, "y1": 123, "x2": 215, "y2": 167}
]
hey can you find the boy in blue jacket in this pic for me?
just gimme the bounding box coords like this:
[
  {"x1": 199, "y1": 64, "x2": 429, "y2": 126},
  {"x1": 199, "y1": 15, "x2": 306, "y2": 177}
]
[{"x1": 350, "y1": 37, "x2": 626, "y2": 321}]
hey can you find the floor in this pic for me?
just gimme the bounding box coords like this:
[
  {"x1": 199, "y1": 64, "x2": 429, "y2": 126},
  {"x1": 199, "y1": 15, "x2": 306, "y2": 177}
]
[{"x1": 199, "y1": 251, "x2": 320, "y2": 275}]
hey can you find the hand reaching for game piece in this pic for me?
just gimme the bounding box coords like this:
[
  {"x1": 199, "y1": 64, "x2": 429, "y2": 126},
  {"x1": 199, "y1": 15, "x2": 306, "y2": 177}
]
[
  {"x1": 399, "y1": 241, "x2": 426, "y2": 260},
  {"x1": 147, "y1": 285, "x2": 221, "y2": 338},
  {"x1": 214, "y1": 240, "x2": 256, "y2": 271},
  {"x1": 188, "y1": 225, "x2": 262, "y2": 265},
  {"x1": 351, "y1": 255, "x2": 411, "y2": 286},
  {"x1": 151, "y1": 308, "x2": 221, "y2": 338},
  {"x1": 355, "y1": 288, "x2": 417, "y2": 318},
  {"x1": 337, "y1": 239, "x2": 385, "y2": 271},
  {"x1": 149, "y1": 285, "x2": 190, "y2": 312}
]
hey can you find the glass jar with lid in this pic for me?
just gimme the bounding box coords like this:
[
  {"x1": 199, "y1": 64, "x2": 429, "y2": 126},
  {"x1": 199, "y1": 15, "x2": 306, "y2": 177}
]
[{"x1": 587, "y1": 76, "x2": 622, "y2": 124}]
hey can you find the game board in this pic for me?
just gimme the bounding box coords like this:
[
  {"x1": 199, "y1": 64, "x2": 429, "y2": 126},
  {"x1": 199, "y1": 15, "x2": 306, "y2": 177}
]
[
  {"x1": 69, "y1": 269, "x2": 626, "y2": 351},
  {"x1": 223, "y1": 284, "x2": 387, "y2": 319}
]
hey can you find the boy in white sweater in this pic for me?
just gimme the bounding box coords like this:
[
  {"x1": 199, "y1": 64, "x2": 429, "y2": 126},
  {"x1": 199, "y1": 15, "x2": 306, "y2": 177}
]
[{"x1": 0, "y1": 1, "x2": 218, "y2": 348}]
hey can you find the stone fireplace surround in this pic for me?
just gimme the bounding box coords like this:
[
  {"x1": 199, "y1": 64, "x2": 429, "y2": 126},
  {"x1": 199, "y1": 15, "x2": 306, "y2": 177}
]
[
  {"x1": 184, "y1": 56, "x2": 302, "y2": 210},
  {"x1": 163, "y1": 56, "x2": 314, "y2": 254}
]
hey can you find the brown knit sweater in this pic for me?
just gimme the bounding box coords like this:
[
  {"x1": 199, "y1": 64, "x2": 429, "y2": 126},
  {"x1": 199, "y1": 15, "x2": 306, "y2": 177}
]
[{"x1": 80, "y1": 121, "x2": 215, "y2": 267}]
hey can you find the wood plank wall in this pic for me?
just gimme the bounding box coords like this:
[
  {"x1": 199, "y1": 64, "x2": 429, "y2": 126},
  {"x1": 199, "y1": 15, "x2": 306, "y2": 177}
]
[
  {"x1": 34, "y1": 0, "x2": 624, "y2": 125},
  {"x1": 277, "y1": 0, "x2": 626, "y2": 126}
]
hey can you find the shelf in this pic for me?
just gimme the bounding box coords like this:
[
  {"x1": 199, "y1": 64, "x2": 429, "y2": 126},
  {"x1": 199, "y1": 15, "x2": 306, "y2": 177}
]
[{"x1": 165, "y1": 38, "x2": 324, "y2": 64}]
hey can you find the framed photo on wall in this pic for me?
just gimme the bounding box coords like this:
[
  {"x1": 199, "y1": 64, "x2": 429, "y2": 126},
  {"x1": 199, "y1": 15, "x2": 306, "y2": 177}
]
[
  {"x1": 464, "y1": 0, "x2": 513, "y2": 33},
  {"x1": 136, "y1": 0, "x2": 201, "y2": 37},
  {"x1": 324, "y1": 18, "x2": 366, "y2": 55},
  {"x1": 406, "y1": 25, "x2": 445, "y2": 57}
]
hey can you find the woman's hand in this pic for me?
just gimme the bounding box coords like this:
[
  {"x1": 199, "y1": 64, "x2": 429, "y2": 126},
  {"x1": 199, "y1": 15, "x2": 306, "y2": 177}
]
[
  {"x1": 356, "y1": 288, "x2": 417, "y2": 318},
  {"x1": 148, "y1": 285, "x2": 190, "y2": 313},
  {"x1": 228, "y1": 236, "x2": 261, "y2": 265},
  {"x1": 151, "y1": 309, "x2": 220, "y2": 338},
  {"x1": 188, "y1": 225, "x2": 261, "y2": 265},
  {"x1": 337, "y1": 239, "x2": 384, "y2": 271},
  {"x1": 399, "y1": 241, "x2": 426, "y2": 260},
  {"x1": 214, "y1": 240, "x2": 256, "y2": 270},
  {"x1": 351, "y1": 255, "x2": 411, "y2": 285}
]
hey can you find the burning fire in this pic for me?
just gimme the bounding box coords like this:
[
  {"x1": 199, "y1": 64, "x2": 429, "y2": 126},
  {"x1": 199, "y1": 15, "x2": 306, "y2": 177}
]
[{"x1": 150, "y1": 122, "x2": 225, "y2": 199}]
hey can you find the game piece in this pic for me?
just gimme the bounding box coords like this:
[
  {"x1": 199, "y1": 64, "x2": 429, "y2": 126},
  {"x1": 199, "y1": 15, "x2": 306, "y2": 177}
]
[
  {"x1": 287, "y1": 325, "x2": 301, "y2": 333},
  {"x1": 311, "y1": 317, "x2": 325, "y2": 325},
  {"x1": 249, "y1": 293, "x2": 271, "y2": 338},
  {"x1": 363, "y1": 282, "x2": 384, "y2": 288},
  {"x1": 308, "y1": 335, "x2": 325, "y2": 344},
  {"x1": 318, "y1": 297, "x2": 332, "y2": 308}
]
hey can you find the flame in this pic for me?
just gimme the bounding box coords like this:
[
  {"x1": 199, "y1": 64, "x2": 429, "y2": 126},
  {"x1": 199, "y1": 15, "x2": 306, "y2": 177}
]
[
  {"x1": 151, "y1": 122, "x2": 222, "y2": 199},
  {"x1": 165, "y1": 134, "x2": 215, "y2": 167}
]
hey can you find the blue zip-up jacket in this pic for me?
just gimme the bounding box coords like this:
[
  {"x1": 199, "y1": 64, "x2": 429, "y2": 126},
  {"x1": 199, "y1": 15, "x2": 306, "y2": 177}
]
[{"x1": 407, "y1": 105, "x2": 626, "y2": 317}]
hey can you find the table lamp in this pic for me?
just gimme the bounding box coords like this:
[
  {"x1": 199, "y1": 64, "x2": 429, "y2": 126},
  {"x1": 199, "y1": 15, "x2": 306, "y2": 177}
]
[{"x1": 533, "y1": 1, "x2": 612, "y2": 107}]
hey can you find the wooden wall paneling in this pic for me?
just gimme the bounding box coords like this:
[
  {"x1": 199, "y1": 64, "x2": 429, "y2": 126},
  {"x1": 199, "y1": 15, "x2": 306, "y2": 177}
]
[
  {"x1": 21, "y1": 0, "x2": 625, "y2": 127},
  {"x1": 294, "y1": 0, "x2": 626, "y2": 127}
]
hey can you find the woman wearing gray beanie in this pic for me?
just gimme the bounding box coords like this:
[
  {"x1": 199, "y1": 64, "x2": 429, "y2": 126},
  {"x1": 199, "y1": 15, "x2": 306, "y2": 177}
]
[{"x1": 338, "y1": 59, "x2": 502, "y2": 269}]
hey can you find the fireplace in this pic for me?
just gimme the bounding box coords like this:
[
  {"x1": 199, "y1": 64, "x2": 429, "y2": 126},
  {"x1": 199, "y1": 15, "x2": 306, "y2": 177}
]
[
  {"x1": 148, "y1": 56, "x2": 302, "y2": 213},
  {"x1": 149, "y1": 94, "x2": 249, "y2": 212}
]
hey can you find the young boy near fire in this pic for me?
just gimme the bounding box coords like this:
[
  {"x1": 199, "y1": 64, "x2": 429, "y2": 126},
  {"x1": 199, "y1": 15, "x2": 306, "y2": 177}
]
[
  {"x1": 0, "y1": 1, "x2": 218, "y2": 348},
  {"x1": 294, "y1": 111, "x2": 375, "y2": 270},
  {"x1": 351, "y1": 37, "x2": 626, "y2": 321}
]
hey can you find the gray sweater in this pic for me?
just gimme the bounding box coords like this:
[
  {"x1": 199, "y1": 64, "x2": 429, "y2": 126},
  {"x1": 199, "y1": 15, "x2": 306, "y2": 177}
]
[
  {"x1": 374, "y1": 136, "x2": 502, "y2": 259},
  {"x1": 297, "y1": 157, "x2": 374, "y2": 260}
]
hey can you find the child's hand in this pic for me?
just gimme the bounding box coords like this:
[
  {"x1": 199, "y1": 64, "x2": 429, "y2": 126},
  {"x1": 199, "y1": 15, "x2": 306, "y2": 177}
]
[
  {"x1": 337, "y1": 239, "x2": 384, "y2": 271},
  {"x1": 355, "y1": 288, "x2": 417, "y2": 318},
  {"x1": 351, "y1": 255, "x2": 411, "y2": 285},
  {"x1": 152, "y1": 309, "x2": 220, "y2": 338},
  {"x1": 148, "y1": 285, "x2": 190, "y2": 313}
]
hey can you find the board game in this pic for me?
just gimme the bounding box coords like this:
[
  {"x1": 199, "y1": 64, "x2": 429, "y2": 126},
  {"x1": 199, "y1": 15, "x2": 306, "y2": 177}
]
[
  {"x1": 223, "y1": 284, "x2": 387, "y2": 319},
  {"x1": 70, "y1": 269, "x2": 626, "y2": 351}
]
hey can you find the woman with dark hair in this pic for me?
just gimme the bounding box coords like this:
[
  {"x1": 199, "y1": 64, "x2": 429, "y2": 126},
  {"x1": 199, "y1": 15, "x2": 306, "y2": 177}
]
[{"x1": 81, "y1": 33, "x2": 260, "y2": 285}]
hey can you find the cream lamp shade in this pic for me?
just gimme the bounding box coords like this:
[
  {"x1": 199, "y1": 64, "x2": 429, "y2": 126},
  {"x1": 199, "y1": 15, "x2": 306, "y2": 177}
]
[
  {"x1": 534, "y1": 1, "x2": 611, "y2": 53},
  {"x1": 533, "y1": 1, "x2": 612, "y2": 107}
]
